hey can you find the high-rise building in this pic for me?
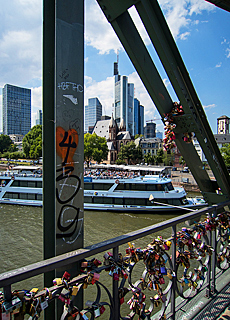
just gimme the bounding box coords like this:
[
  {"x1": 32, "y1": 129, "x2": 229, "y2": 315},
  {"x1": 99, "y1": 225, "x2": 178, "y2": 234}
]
[
  {"x1": 114, "y1": 62, "x2": 134, "y2": 135},
  {"x1": 156, "y1": 131, "x2": 163, "y2": 139},
  {"x1": 144, "y1": 122, "x2": 156, "y2": 138},
  {"x1": 85, "y1": 97, "x2": 102, "y2": 133},
  {"x1": 217, "y1": 115, "x2": 229, "y2": 134},
  {"x1": 35, "y1": 109, "x2": 42, "y2": 126},
  {"x1": 2, "y1": 84, "x2": 31, "y2": 135},
  {"x1": 134, "y1": 98, "x2": 144, "y2": 136}
]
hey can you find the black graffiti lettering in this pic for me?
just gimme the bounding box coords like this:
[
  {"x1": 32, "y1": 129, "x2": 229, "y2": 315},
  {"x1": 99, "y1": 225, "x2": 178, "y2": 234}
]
[
  {"x1": 56, "y1": 169, "x2": 81, "y2": 204},
  {"x1": 56, "y1": 205, "x2": 79, "y2": 238},
  {"x1": 59, "y1": 131, "x2": 77, "y2": 166},
  {"x1": 56, "y1": 130, "x2": 81, "y2": 240}
]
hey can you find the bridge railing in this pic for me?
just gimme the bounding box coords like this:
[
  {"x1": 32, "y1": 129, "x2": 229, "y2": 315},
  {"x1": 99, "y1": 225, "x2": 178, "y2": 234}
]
[{"x1": 0, "y1": 200, "x2": 230, "y2": 319}]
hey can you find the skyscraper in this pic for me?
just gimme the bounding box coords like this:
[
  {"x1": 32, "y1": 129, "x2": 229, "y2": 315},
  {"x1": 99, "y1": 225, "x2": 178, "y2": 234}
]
[
  {"x1": 85, "y1": 97, "x2": 102, "y2": 133},
  {"x1": 144, "y1": 122, "x2": 156, "y2": 138},
  {"x1": 2, "y1": 84, "x2": 31, "y2": 135},
  {"x1": 217, "y1": 115, "x2": 229, "y2": 134},
  {"x1": 35, "y1": 109, "x2": 42, "y2": 125},
  {"x1": 114, "y1": 62, "x2": 134, "y2": 135},
  {"x1": 134, "y1": 98, "x2": 144, "y2": 136}
]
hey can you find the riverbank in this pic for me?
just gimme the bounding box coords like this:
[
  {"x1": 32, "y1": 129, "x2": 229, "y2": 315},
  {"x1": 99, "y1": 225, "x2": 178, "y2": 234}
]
[{"x1": 171, "y1": 170, "x2": 215, "y2": 193}]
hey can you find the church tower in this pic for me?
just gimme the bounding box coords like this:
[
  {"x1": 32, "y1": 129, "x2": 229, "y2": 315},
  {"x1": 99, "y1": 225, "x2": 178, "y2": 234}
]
[
  {"x1": 109, "y1": 113, "x2": 117, "y2": 141},
  {"x1": 119, "y1": 118, "x2": 126, "y2": 131}
]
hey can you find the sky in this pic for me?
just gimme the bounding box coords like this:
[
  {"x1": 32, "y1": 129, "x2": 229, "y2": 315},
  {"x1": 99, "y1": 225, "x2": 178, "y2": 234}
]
[{"x1": 0, "y1": 0, "x2": 230, "y2": 135}]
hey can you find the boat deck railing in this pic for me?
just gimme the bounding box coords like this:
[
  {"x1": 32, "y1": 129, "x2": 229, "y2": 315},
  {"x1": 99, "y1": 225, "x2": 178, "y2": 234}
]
[
  {"x1": 0, "y1": 200, "x2": 230, "y2": 319},
  {"x1": 0, "y1": 172, "x2": 42, "y2": 178}
]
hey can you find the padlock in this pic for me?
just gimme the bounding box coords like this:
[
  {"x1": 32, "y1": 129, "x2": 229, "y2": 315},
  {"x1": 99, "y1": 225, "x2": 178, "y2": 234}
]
[
  {"x1": 81, "y1": 261, "x2": 88, "y2": 268},
  {"x1": 61, "y1": 288, "x2": 71, "y2": 299},
  {"x1": 100, "y1": 305, "x2": 105, "y2": 315},
  {"x1": 94, "y1": 307, "x2": 101, "y2": 318},
  {"x1": 53, "y1": 278, "x2": 62, "y2": 286},
  {"x1": 121, "y1": 269, "x2": 128, "y2": 279},
  {"x1": 30, "y1": 288, "x2": 39, "y2": 294},
  {"x1": 80, "y1": 312, "x2": 89, "y2": 320},
  {"x1": 159, "y1": 277, "x2": 165, "y2": 284},
  {"x1": 40, "y1": 299, "x2": 48, "y2": 311},
  {"x1": 113, "y1": 270, "x2": 119, "y2": 281},
  {"x1": 2, "y1": 297, "x2": 22, "y2": 314},
  {"x1": 91, "y1": 273, "x2": 100, "y2": 285},
  {"x1": 160, "y1": 266, "x2": 167, "y2": 275},
  {"x1": 72, "y1": 286, "x2": 79, "y2": 296},
  {"x1": 62, "y1": 271, "x2": 71, "y2": 281}
]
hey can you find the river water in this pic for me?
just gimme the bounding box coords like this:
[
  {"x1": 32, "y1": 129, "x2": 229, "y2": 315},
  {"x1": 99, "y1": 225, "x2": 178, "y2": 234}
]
[
  {"x1": 0, "y1": 200, "x2": 198, "y2": 318},
  {"x1": 0, "y1": 202, "x2": 196, "y2": 285}
]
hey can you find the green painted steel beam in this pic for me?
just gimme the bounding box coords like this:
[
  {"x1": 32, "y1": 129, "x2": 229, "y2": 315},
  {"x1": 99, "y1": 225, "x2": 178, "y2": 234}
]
[
  {"x1": 205, "y1": 0, "x2": 230, "y2": 12},
  {"x1": 96, "y1": 0, "x2": 230, "y2": 204},
  {"x1": 43, "y1": 0, "x2": 56, "y2": 317},
  {"x1": 134, "y1": 0, "x2": 230, "y2": 201}
]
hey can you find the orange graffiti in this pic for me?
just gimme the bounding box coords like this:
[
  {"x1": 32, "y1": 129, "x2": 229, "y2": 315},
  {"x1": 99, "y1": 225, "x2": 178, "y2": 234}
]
[{"x1": 56, "y1": 127, "x2": 78, "y2": 167}]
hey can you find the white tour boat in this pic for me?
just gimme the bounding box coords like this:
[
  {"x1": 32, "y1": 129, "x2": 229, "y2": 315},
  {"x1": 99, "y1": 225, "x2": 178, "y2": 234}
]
[
  {"x1": 83, "y1": 175, "x2": 206, "y2": 212},
  {"x1": 0, "y1": 166, "x2": 43, "y2": 206},
  {"x1": 0, "y1": 166, "x2": 206, "y2": 212}
]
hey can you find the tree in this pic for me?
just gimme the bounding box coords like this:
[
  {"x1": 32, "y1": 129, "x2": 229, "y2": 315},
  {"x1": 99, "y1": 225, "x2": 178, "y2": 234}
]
[
  {"x1": 22, "y1": 125, "x2": 42, "y2": 159},
  {"x1": 134, "y1": 134, "x2": 144, "y2": 140},
  {"x1": 84, "y1": 133, "x2": 108, "y2": 167},
  {"x1": 155, "y1": 148, "x2": 164, "y2": 164},
  {"x1": 179, "y1": 156, "x2": 186, "y2": 166},
  {"x1": 220, "y1": 144, "x2": 230, "y2": 169},
  {"x1": 117, "y1": 141, "x2": 143, "y2": 164},
  {"x1": 0, "y1": 134, "x2": 15, "y2": 154},
  {"x1": 144, "y1": 152, "x2": 155, "y2": 165},
  {"x1": 163, "y1": 151, "x2": 174, "y2": 166}
]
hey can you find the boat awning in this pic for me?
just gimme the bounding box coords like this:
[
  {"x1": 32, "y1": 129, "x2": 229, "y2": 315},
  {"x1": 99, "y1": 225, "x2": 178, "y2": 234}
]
[
  {"x1": 12, "y1": 166, "x2": 41, "y2": 171},
  {"x1": 88, "y1": 164, "x2": 170, "y2": 173}
]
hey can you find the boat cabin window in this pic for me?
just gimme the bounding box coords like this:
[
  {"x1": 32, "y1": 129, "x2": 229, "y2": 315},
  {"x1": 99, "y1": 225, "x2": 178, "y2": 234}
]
[
  {"x1": 116, "y1": 183, "x2": 164, "y2": 191},
  {"x1": 3, "y1": 192, "x2": 43, "y2": 201},
  {"x1": 11, "y1": 180, "x2": 42, "y2": 188},
  {"x1": 164, "y1": 182, "x2": 174, "y2": 191},
  {"x1": 84, "y1": 182, "x2": 113, "y2": 190},
  {"x1": 124, "y1": 198, "x2": 146, "y2": 206}
]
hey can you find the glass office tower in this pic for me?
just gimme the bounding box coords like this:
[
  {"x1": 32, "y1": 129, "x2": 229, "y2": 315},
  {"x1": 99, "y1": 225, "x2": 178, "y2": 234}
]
[
  {"x1": 114, "y1": 62, "x2": 134, "y2": 135},
  {"x1": 85, "y1": 97, "x2": 102, "y2": 133},
  {"x1": 134, "y1": 98, "x2": 144, "y2": 136},
  {"x1": 2, "y1": 84, "x2": 31, "y2": 135}
]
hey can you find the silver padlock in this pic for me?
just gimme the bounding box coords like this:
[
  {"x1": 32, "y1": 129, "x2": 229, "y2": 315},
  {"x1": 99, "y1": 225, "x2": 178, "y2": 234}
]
[{"x1": 94, "y1": 307, "x2": 101, "y2": 318}]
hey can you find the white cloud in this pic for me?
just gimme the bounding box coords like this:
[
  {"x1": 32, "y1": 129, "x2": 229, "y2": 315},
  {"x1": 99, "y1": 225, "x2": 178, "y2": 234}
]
[
  {"x1": 179, "y1": 32, "x2": 190, "y2": 41},
  {"x1": 0, "y1": 0, "x2": 42, "y2": 87},
  {"x1": 203, "y1": 104, "x2": 216, "y2": 109},
  {"x1": 215, "y1": 62, "x2": 222, "y2": 68},
  {"x1": 226, "y1": 48, "x2": 230, "y2": 59},
  {"x1": 158, "y1": 0, "x2": 214, "y2": 39},
  {"x1": 84, "y1": 0, "x2": 215, "y2": 57},
  {"x1": 84, "y1": 76, "x2": 114, "y2": 116},
  {"x1": 85, "y1": 0, "x2": 121, "y2": 54}
]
